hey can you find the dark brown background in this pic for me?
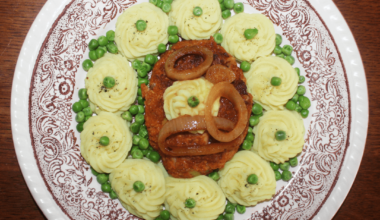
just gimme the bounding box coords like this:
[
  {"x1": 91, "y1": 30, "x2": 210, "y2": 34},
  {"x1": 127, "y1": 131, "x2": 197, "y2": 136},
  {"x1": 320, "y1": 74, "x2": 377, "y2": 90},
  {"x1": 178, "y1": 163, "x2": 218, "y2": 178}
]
[{"x1": 0, "y1": 0, "x2": 378, "y2": 219}]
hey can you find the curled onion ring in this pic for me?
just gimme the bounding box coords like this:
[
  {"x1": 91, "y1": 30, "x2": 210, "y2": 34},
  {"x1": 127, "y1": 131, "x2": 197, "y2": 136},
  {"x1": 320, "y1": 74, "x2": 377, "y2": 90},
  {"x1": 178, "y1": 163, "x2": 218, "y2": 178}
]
[
  {"x1": 158, "y1": 116, "x2": 236, "y2": 156},
  {"x1": 205, "y1": 64, "x2": 236, "y2": 84},
  {"x1": 205, "y1": 82, "x2": 248, "y2": 142},
  {"x1": 165, "y1": 46, "x2": 213, "y2": 81}
]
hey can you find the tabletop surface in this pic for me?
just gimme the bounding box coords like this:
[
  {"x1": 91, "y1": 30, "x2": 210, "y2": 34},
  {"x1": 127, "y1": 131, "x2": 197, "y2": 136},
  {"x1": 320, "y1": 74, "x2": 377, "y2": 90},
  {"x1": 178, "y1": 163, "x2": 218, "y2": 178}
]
[{"x1": 1, "y1": 0, "x2": 379, "y2": 219}]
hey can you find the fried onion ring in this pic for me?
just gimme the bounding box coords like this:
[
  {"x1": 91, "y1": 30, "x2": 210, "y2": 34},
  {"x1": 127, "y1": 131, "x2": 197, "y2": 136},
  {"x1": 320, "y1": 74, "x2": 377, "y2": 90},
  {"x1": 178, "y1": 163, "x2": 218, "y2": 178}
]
[
  {"x1": 158, "y1": 116, "x2": 236, "y2": 156},
  {"x1": 205, "y1": 64, "x2": 236, "y2": 84},
  {"x1": 165, "y1": 46, "x2": 213, "y2": 80},
  {"x1": 205, "y1": 82, "x2": 248, "y2": 142}
]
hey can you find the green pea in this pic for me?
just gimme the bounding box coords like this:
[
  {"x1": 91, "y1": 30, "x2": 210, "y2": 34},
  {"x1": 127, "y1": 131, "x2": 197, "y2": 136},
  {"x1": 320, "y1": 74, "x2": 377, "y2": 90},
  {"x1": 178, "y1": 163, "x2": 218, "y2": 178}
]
[
  {"x1": 85, "y1": 115, "x2": 92, "y2": 122},
  {"x1": 193, "y1": 6, "x2": 203, "y2": 16},
  {"x1": 275, "y1": 34, "x2": 282, "y2": 45},
  {"x1": 136, "y1": 20, "x2": 147, "y2": 31},
  {"x1": 156, "y1": 0, "x2": 163, "y2": 8},
  {"x1": 130, "y1": 123, "x2": 141, "y2": 134},
  {"x1": 105, "y1": 30, "x2": 115, "y2": 42},
  {"x1": 148, "y1": 151, "x2": 161, "y2": 163},
  {"x1": 106, "y1": 42, "x2": 118, "y2": 54},
  {"x1": 129, "y1": 105, "x2": 139, "y2": 115},
  {"x1": 240, "y1": 61, "x2": 251, "y2": 72},
  {"x1": 103, "y1": 76, "x2": 115, "y2": 88},
  {"x1": 289, "y1": 157, "x2": 298, "y2": 167},
  {"x1": 223, "y1": 0, "x2": 234, "y2": 9},
  {"x1": 142, "y1": 149, "x2": 150, "y2": 157},
  {"x1": 276, "y1": 53, "x2": 285, "y2": 59},
  {"x1": 96, "y1": 173, "x2": 109, "y2": 184},
  {"x1": 207, "y1": 171, "x2": 219, "y2": 181},
  {"x1": 76, "y1": 122, "x2": 84, "y2": 133},
  {"x1": 224, "y1": 214, "x2": 234, "y2": 220},
  {"x1": 297, "y1": 85, "x2": 306, "y2": 95},
  {"x1": 138, "y1": 69, "x2": 148, "y2": 78},
  {"x1": 168, "y1": 25, "x2": 178, "y2": 35},
  {"x1": 79, "y1": 100, "x2": 88, "y2": 109},
  {"x1": 216, "y1": 214, "x2": 224, "y2": 220},
  {"x1": 282, "y1": 45, "x2": 293, "y2": 56},
  {"x1": 72, "y1": 102, "x2": 83, "y2": 113},
  {"x1": 98, "y1": 45, "x2": 107, "y2": 53},
  {"x1": 88, "y1": 39, "x2": 99, "y2": 51},
  {"x1": 101, "y1": 182, "x2": 112, "y2": 193},
  {"x1": 163, "y1": 0, "x2": 172, "y2": 3},
  {"x1": 241, "y1": 140, "x2": 252, "y2": 150},
  {"x1": 96, "y1": 47, "x2": 106, "y2": 59},
  {"x1": 89, "y1": 50, "x2": 98, "y2": 61},
  {"x1": 299, "y1": 96, "x2": 311, "y2": 109},
  {"x1": 233, "y1": 2, "x2": 244, "y2": 13},
  {"x1": 130, "y1": 145, "x2": 139, "y2": 154},
  {"x1": 158, "y1": 43, "x2": 166, "y2": 53},
  {"x1": 285, "y1": 55, "x2": 295, "y2": 65},
  {"x1": 270, "y1": 162, "x2": 279, "y2": 171},
  {"x1": 225, "y1": 203, "x2": 235, "y2": 214},
  {"x1": 132, "y1": 149, "x2": 143, "y2": 159},
  {"x1": 285, "y1": 100, "x2": 296, "y2": 110},
  {"x1": 109, "y1": 190, "x2": 118, "y2": 199},
  {"x1": 99, "y1": 136, "x2": 110, "y2": 146},
  {"x1": 90, "y1": 167, "x2": 99, "y2": 176},
  {"x1": 76, "y1": 112, "x2": 85, "y2": 123},
  {"x1": 248, "y1": 127, "x2": 253, "y2": 133},
  {"x1": 145, "y1": 54, "x2": 156, "y2": 65},
  {"x1": 218, "y1": 0, "x2": 223, "y2": 3},
  {"x1": 245, "y1": 132, "x2": 254, "y2": 142},
  {"x1": 160, "y1": 210, "x2": 170, "y2": 220},
  {"x1": 168, "y1": 35, "x2": 179, "y2": 44},
  {"x1": 244, "y1": 28, "x2": 258, "y2": 40},
  {"x1": 295, "y1": 104, "x2": 302, "y2": 113},
  {"x1": 133, "y1": 181, "x2": 145, "y2": 192},
  {"x1": 78, "y1": 88, "x2": 88, "y2": 100},
  {"x1": 298, "y1": 95, "x2": 305, "y2": 102},
  {"x1": 138, "y1": 137, "x2": 149, "y2": 150},
  {"x1": 222, "y1": 10, "x2": 231, "y2": 19},
  {"x1": 98, "y1": 36, "x2": 108, "y2": 46},
  {"x1": 132, "y1": 60, "x2": 142, "y2": 70},
  {"x1": 299, "y1": 75, "x2": 306, "y2": 84},
  {"x1": 121, "y1": 111, "x2": 132, "y2": 122},
  {"x1": 274, "y1": 171, "x2": 281, "y2": 181},
  {"x1": 162, "y1": 3, "x2": 171, "y2": 12},
  {"x1": 137, "y1": 88, "x2": 143, "y2": 96},
  {"x1": 137, "y1": 105, "x2": 145, "y2": 114},
  {"x1": 83, "y1": 106, "x2": 92, "y2": 116},
  {"x1": 282, "y1": 170, "x2": 292, "y2": 181},
  {"x1": 271, "y1": 76, "x2": 282, "y2": 86},
  {"x1": 149, "y1": 0, "x2": 158, "y2": 5},
  {"x1": 213, "y1": 33, "x2": 223, "y2": 44},
  {"x1": 135, "y1": 113, "x2": 145, "y2": 125},
  {"x1": 185, "y1": 198, "x2": 196, "y2": 208},
  {"x1": 139, "y1": 127, "x2": 148, "y2": 138},
  {"x1": 295, "y1": 67, "x2": 300, "y2": 76},
  {"x1": 275, "y1": 130, "x2": 286, "y2": 141},
  {"x1": 138, "y1": 78, "x2": 149, "y2": 87},
  {"x1": 249, "y1": 115, "x2": 260, "y2": 126},
  {"x1": 220, "y1": 2, "x2": 227, "y2": 11},
  {"x1": 82, "y1": 59, "x2": 93, "y2": 71},
  {"x1": 137, "y1": 96, "x2": 145, "y2": 105},
  {"x1": 291, "y1": 94, "x2": 299, "y2": 103},
  {"x1": 279, "y1": 162, "x2": 290, "y2": 171},
  {"x1": 300, "y1": 109, "x2": 309, "y2": 118},
  {"x1": 133, "y1": 135, "x2": 141, "y2": 145},
  {"x1": 273, "y1": 45, "x2": 282, "y2": 55},
  {"x1": 236, "y1": 204, "x2": 246, "y2": 214},
  {"x1": 247, "y1": 174, "x2": 258, "y2": 184},
  {"x1": 188, "y1": 96, "x2": 200, "y2": 107},
  {"x1": 251, "y1": 103, "x2": 263, "y2": 115},
  {"x1": 141, "y1": 62, "x2": 152, "y2": 72}
]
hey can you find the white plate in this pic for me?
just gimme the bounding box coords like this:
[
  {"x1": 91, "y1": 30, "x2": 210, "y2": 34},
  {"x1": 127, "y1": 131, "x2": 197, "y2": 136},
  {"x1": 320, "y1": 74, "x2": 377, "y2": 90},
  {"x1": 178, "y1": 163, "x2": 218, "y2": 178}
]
[{"x1": 11, "y1": 0, "x2": 368, "y2": 219}]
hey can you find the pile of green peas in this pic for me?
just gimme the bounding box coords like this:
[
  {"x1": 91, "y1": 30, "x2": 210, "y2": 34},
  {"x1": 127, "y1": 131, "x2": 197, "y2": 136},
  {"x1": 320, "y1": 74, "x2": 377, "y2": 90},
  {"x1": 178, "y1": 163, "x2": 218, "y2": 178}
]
[
  {"x1": 239, "y1": 102, "x2": 263, "y2": 151},
  {"x1": 270, "y1": 157, "x2": 298, "y2": 182},
  {"x1": 91, "y1": 168, "x2": 118, "y2": 199},
  {"x1": 82, "y1": 30, "x2": 118, "y2": 71},
  {"x1": 216, "y1": 200, "x2": 246, "y2": 220},
  {"x1": 157, "y1": 25, "x2": 180, "y2": 54},
  {"x1": 219, "y1": 0, "x2": 244, "y2": 19},
  {"x1": 149, "y1": 0, "x2": 173, "y2": 13},
  {"x1": 72, "y1": 88, "x2": 93, "y2": 132}
]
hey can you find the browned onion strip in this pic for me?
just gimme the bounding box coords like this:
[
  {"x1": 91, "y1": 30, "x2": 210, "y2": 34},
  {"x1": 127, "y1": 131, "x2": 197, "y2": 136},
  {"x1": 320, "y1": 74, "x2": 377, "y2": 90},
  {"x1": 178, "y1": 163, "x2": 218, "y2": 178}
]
[
  {"x1": 205, "y1": 64, "x2": 236, "y2": 84},
  {"x1": 165, "y1": 46, "x2": 213, "y2": 81},
  {"x1": 158, "y1": 116, "x2": 236, "y2": 156},
  {"x1": 205, "y1": 82, "x2": 248, "y2": 142}
]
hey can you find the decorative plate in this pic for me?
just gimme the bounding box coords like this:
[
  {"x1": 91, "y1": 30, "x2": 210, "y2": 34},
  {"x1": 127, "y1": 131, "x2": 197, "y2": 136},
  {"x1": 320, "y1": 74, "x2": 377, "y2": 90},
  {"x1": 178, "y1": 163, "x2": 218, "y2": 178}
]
[{"x1": 11, "y1": 0, "x2": 368, "y2": 219}]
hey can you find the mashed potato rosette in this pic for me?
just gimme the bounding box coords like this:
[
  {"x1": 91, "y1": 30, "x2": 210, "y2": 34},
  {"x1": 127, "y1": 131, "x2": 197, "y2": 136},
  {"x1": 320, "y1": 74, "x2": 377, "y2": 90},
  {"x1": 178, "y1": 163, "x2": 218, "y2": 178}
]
[
  {"x1": 252, "y1": 110, "x2": 305, "y2": 164},
  {"x1": 244, "y1": 56, "x2": 298, "y2": 110},
  {"x1": 115, "y1": 2, "x2": 169, "y2": 60},
  {"x1": 109, "y1": 159, "x2": 166, "y2": 220},
  {"x1": 80, "y1": 112, "x2": 132, "y2": 173},
  {"x1": 165, "y1": 175, "x2": 225, "y2": 220},
  {"x1": 221, "y1": 13, "x2": 275, "y2": 62},
  {"x1": 85, "y1": 53, "x2": 137, "y2": 114},
  {"x1": 169, "y1": 0, "x2": 222, "y2": 40},
  {"x1": 218, "y1": 151, "x2": 276, "y2": 206}
]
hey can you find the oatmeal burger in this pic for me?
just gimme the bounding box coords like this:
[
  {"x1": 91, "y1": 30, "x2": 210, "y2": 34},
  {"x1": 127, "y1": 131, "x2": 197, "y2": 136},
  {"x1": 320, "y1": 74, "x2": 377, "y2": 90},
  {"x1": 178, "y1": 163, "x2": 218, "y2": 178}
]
[{"x1": 141, "y1": 37, "x2": 253, "y2": 178}]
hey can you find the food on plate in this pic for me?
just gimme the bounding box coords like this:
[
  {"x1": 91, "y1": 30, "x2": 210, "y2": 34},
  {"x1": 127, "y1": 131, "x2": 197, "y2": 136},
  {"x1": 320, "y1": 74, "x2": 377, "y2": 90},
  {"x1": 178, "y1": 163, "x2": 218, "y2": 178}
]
[
  {"x1": 80, "y1": 112, "x2": 132, "y2": 173},
  {"x1": 244, "y1": 56, "x2": 298, "y2": 110},
  {"x1": 252, "y1": 109, "x2": 305, "y2": 164},
  {"x1": 165, "y1": 175, "x2": 225, "y2": 220},
  {"x1": 220, "y1": 13, "x2": 275, "y2": 62},
  {"x1": 142, "y1": 38, "x2": 253, "y2": 178},
  {"x1": 115, "y1": 2, "x2": 169, "y2": 60},
  {"x1": 163, "y1": 77, "x2": 220, "y2": 121},
  {"x1": 85, "y1": 53, "x2": 137, "y2": 114},
  {"x1": 218, "y1": 150, "x2": 276, "y2": 206},
  {"x1": 109, "y1": 159, "x2": 166, "y2": 220},
  {"x1": 169, "y1": 0, "x2": 222, "y2": 40}
]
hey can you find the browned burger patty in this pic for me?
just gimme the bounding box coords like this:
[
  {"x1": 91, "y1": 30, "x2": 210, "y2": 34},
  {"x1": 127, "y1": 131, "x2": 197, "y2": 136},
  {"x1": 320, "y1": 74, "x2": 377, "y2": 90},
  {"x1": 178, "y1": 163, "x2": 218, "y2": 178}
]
[{"x1": 141, "y1": 37, "x2": 253, "y2": 178}]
